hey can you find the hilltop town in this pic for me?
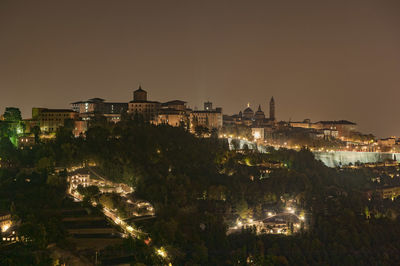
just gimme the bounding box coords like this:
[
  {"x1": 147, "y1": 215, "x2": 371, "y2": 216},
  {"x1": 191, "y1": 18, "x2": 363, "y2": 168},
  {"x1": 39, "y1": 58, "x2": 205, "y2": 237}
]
[{"x1": 1, "y1": 86, "x2": 398, "y2": 155}]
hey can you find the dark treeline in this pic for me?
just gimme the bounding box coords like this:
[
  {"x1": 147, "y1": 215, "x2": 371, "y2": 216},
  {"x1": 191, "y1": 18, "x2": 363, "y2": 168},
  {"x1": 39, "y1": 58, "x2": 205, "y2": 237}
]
[{"x1": 1, "y1": 117, "x2": 400, "y2": 265}]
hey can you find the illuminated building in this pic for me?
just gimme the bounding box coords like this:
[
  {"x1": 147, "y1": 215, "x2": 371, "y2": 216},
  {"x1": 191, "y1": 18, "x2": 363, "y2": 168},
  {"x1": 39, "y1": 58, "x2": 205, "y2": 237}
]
[
  {"x1": 289, "y1": 119, "x2": 312, "y2": 129},
  {"x1": 68, "y1": 170, "x2": 91, "y2": 190},
  {"x1": 190, "y1": 102, "x2": 223, "y2": 129},
  {"x1": 162, "y1": 100, "x2": 188, "y2": 111},
  {"x1": 71, "y1": 98, "x2": 127, "y2": 121},
  {"x1": 156, "y1": 100, "x2": 189, "y2": 127},
  {"x1": 252, "y1": 128, "x2": 264, "y2": 140},
  {"x1": 378, "y1": 137, "x2": 396, "y2": 147},
  {"x1": 32, "y1": 108, "x2": 78, "y2": 133},
  {"x1": 73, "y1": 120, "x2": 88, "y2": 137},
  {"x1": 0, "y1": 212, "x2": 12, "y2": 233},
  {"x1": 128, "y1": 86, "x2": 161, "y2": 121},
  {"x1": 378, "y1": 186, "x2": 400, "y2": 200},
  {"x1": 224, "y1": 97, "x2": 276, "y2": 128},
  {"x1": 290, "y1": 120, "x2": 357, "y2": 139},
  {"x1": 312, "y1": 120, "x2": 356, "y2": 138},
  {"x1": 17, "y1": 136, "x2": 35, "y2": 148},
  {"x1": 323, "y1": 128, "x2": 339, "y2": 138},
  {"x1": 0, "y1": 211, "x2": 19, "y2": 243}
]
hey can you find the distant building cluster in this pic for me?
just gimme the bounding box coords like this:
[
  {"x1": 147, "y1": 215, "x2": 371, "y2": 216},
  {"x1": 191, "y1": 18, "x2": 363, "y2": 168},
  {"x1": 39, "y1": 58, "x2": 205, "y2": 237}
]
[
  {"x1": 377, "y1": 137, "x2": 400, "y2": 152},
  {"x1": 3, "y1": 85, "x2": 398, "y2": 152},
  {"x1": 222, "y1": 97, "x2": 362, "y2": 146},
  {"x1": 288, "y1": 119, "x2": 357, "y2": 139},
  {"x1": 270, "y1": 119, "x2": 363, "y2": 145},
  {"x1": 224, "y1": 97, "x2": 276, "y2": 128},
  {"x1": 19, "y1": 86, "x2": 223, "y2": 139},
  {"x1": 126, "y1": 86, "x2": 223, "y2": 130},
  {"x1": 68, "y1": 169, "x2": 133, "y2": 196}
]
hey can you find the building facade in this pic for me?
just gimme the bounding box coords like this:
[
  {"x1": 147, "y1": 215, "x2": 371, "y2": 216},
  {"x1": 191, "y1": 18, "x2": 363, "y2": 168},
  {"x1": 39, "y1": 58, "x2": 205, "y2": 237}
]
[
  {"x1": 17, "y1": 136, "x2": 35, "y2": 149},
  {"x1": 73, "y1": 120, "x2": 88, "y2": 137},
  {"x1": 252, "y1": 127, "x2": 265, "y2": 140},
  {"x1": 290, "y1": 120, "x2": 357, "y2": 139},
  {"x1": 71, "y1": 98, "x2": 127, "y2": 122},
  {"x1": 190, "y1": 102, "x2": 223, "y2": 130},
  {"x1": 128, "y1": 86, "x2": 161, "y2": 121},
  {"x1": 33, "y1": 108, "x2": 78, "y2": 133},
  {"x1": 156, "y1": 100, "x2": 189, "y2": 127},
  {"x1": 313, "y1": 120, "x2": 357, "y2": 138}
]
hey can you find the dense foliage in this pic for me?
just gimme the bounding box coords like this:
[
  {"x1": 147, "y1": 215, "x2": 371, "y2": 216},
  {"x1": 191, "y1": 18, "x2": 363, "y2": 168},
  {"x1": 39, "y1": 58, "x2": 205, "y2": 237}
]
[{"x1": 1, "y1": 117, "x2": 400, "y2": 265}]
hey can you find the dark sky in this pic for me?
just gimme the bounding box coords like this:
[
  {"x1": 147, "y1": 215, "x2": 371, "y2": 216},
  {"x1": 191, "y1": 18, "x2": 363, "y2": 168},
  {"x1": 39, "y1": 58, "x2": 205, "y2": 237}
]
[{"x1": 1, "y1": 0, "x2": 399, "y2": 137}]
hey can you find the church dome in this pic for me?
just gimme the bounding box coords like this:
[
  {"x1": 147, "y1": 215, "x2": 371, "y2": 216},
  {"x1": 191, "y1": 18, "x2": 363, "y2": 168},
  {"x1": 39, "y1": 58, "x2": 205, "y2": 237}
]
[
  {"x1": 243, "y1": 107, "x2": 253, "y2": 114},
  {"x1": 243, "y1": 104, "x2": 254, "y2": 119}
]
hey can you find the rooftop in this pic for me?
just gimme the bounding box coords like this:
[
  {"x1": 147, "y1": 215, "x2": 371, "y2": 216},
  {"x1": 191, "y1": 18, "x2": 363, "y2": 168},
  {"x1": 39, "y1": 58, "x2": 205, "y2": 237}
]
[
  {"x1": 162, "y1": 100, "x2": 187, "y2": 106},
  {"x1": 129, "y1": 100, "x2": 160, "y2": 104},
  {"x1": 192, "y1": 110, "x2": 222, "y2": 114},
  {"x1": 40, "y1": 109, "x2": 77, "y2": 113},
  {"x1": 134, "y1": 86, "x2": 146, "y2": 93},
  {"x1": 88, "y1": 98, "x2": 105, "y2": 102},
  {"x1": 243, "y1": 107, "x2": 254, "y2": 113},
  {"x1": 317, "y1": 120, "x2": 356, "y2": 125},
  {"x1": 159, "y1": 108, "x2": 186, "y2": 114},
  {"x1": 71, "y1": 98, "x2": 104, "y2": 104}
]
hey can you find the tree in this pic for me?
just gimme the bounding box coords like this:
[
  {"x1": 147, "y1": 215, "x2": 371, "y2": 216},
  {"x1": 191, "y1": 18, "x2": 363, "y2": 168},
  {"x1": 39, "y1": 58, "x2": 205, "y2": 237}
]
[
  {"x1": 19, "y1": 222, "x2": 47, "y2": 248},
  {"x1": 46, "y1": 174, "x2": 66, "y2": 187},
  {"x1": 31, "y1": 125, "x2": 41, "y2": 144},
  {"x1": 36, "y1": 157, "x2": 54, "y2": 173},
  {"x1": 210, "y1": 128, "x2": 219, "y2": 139},
  {"x1": 3, "y1": 107, "x2": 22, "y2": 122},
  {"x1": 99, "y1": 193, "x2": 117, "y2": 210},
  {"x1": 77, "y1": 185, "x2": 100, "y2": 200},
  {"x1": 63, "y1": 118, "x2": 75, "y2": 131},
  {"x1": 231, "y1": 139, "x2": 240, "y2": 150},
  {"x1": 0, "y1": 137, "x2": 16, "y2": 160},
  {"x1": 236, "y1": 198, "x2": 250, "y2": 219},
  {"x1": 195, "y1": 125, "x2": 209, "y2": 137}
]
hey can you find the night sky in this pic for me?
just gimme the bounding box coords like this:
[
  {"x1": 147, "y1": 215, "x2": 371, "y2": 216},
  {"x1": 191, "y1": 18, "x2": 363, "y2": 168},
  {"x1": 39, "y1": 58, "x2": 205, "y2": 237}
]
[{"x1": 1, "y1": 0, "x2": 399, "y2": 137}]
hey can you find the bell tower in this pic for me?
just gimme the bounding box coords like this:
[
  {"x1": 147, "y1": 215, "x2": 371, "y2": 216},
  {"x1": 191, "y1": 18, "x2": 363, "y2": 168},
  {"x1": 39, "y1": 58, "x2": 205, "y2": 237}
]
[{"x1": 269, "y1": 97, "x2": 275, "y2": 120}]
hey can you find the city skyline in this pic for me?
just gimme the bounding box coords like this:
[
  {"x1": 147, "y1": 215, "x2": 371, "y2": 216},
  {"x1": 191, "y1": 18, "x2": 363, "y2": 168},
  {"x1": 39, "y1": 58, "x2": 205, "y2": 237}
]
[{"x1": 1, "y1": 0, "x2": 400, "y2": 137}]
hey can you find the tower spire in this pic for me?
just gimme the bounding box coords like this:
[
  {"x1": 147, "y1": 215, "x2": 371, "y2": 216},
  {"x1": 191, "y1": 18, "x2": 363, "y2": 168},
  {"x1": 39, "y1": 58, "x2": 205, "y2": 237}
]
[{"x1": 269, "y1": 97, "x2": 275, "y2": 120}]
